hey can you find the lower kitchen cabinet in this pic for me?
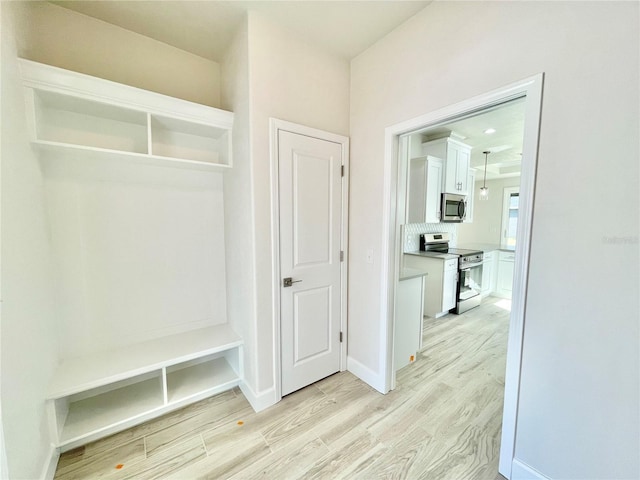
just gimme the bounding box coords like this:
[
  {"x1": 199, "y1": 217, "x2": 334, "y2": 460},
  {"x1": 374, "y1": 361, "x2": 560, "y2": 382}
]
[
  {"x1": 496, "y1": 250, "x2": 515, "y2": 299},
  {"x1": 404, "y1": 254, "x2": 458, "y2": 317},
  {"x1": 481, "y1": 250, "x2": 498, "y2": 298}
]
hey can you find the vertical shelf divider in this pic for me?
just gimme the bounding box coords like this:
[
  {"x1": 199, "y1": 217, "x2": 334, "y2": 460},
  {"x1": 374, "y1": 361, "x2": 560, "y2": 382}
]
[
  {"x1": 147, "y1": 112, "x2": 153, "y2": 156},
  {"x1": 161, "y1": 366, "x2": 169, "y2": 405}
]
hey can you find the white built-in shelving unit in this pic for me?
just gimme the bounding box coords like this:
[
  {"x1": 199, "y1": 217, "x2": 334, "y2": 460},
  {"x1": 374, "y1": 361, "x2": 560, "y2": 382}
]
[
  {"x1": 20, "y1": 59, "x2": 242, "y2": 451},
  {"x1": 20, "y1": 58, "x2": 233, "y2": 172}
]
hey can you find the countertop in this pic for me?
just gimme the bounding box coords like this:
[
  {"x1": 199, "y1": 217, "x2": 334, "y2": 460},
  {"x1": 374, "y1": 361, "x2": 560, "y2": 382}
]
[
  {"x1": 404, "y1": 251, "x2": 458, "y2": 260},
  {"x1": 399, "y1": 267, "x2": 429, "y2": 281},
  {"x1": 456, "y1": 243, "x2": 515, "y2": 253}
]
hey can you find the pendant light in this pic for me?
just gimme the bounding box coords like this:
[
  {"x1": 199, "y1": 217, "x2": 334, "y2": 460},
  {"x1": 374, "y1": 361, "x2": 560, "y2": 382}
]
[{"x1": 479, "y1": 151, "x2": 490, "y2": 200}]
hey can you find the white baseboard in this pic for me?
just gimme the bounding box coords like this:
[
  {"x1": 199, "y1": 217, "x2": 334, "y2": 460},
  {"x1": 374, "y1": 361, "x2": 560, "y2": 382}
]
[
  {"x1": 40, "y1": 444, "x2": 59, "y2": 480},
  {"x1": 239, "y1": 382, "x2": 277, "y2": 413},
  {"x1": 511, "y1": 458, "x2": 550, "y2": 480},
  {"x1": 347, "y1": 356, "x2": 386, "y2": 393}
]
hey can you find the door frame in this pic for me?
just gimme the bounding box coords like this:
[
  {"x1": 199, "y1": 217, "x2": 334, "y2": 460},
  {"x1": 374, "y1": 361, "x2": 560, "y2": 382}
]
[
  {"x1": 381, "y1": 74, "x2": 544, "y2": 479},
  {"x1": 269, "y1": 118, "x2": 349, "y2": 402}
]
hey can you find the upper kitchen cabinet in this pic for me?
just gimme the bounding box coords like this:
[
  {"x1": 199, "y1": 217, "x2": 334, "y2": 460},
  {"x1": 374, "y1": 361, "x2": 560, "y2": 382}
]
[
  {"x1": 407, "y1": 155, "x2": 443, "y2": 224},
  {"x1": 422, "y1": 135, "x2": 471, "y2": 195},
  {"x1": 19, "y1": 59, "x2": 233, "y2": 172}
]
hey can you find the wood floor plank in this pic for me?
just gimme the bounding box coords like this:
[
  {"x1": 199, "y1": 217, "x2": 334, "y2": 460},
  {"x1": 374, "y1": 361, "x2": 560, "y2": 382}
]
[
  {"x1": 172, "y1": 429, "x2": 271, "y2": 479},
  {"x1": 301, "y1": 430, "x2": 386, "y2": 480},
  {"x1": 352, "y1": 425, "x2": 434, "y2": 480},
  {"x1": 100, "y1": 436, "x2": 206, "y2": 480},
  {"x1": 227, "y1": 432, "x2": 329, "y2": 480},
  {"x1": 261, "y1": 378, "x2": 373, "y2": 450},
  {"x1": 144, "y1": 394, "x2": 252, "y2": 458},
  {"x1": 55, "y1": 438, "x2": 145, "y2": 480}
]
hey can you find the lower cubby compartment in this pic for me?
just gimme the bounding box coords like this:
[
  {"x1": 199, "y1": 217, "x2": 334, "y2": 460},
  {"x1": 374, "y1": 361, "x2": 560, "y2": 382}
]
[
  {"x1": 166, "y1": 351, "x2": 241, "y2": 404},
  {"x1": 56, "y1": 371, "x2": 164, "y2": 445}
]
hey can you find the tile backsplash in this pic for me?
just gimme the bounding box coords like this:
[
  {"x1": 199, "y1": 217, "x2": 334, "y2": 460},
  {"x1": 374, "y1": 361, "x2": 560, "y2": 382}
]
[{"x1": 403, "y1": 223, "x2": 458, "y2": 252}]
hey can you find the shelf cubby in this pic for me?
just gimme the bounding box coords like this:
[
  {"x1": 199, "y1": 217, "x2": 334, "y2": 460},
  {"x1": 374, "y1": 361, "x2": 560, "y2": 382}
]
[
  {"x1": 30, "y1": 89, "x2": 148, "y2": 154},
  {"x1": 166, "y1": 353, "x2": 239, "y2": 404},
  {"x1": 150, "y1": 114, "x2": 230, "y2": 165},
  {"x1": 55, "y1": 371, "x2": 164, "y2": 445}
]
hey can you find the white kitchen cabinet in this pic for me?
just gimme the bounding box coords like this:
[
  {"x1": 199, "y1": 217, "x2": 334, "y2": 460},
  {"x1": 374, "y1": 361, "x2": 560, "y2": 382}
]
[
  {"x1": 480, "y1": 250, "x2": 499, "y2": 298},
  {"x1": 463, "y1": 168, "x2": 476, "y2": 223},
  {"x1": 422, "y1": 136, "x2": 472, "y2": 195},
  {"x1": 404, "y1": 254, "x2": 458, "y2": 318},
  {"x1": 395, "y1": 272, "x2": 426, "y2": 371},
  {"x1": 496, "y1": 250, "x2": 516, "y2": 299},
  {"x1": 407, "y1": 155, "x2": 443, "y2": 224}
]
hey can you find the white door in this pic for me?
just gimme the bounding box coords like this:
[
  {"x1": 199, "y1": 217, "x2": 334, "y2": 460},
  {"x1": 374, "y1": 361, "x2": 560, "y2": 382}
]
[{"x1": 279, "y1": 130, "x2": 343, "y2": 396}]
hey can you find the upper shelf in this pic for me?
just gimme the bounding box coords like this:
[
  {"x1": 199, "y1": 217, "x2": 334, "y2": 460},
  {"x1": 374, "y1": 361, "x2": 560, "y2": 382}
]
[{"x1": 19, "y1": 59, "x2": 233, "y2": 172}]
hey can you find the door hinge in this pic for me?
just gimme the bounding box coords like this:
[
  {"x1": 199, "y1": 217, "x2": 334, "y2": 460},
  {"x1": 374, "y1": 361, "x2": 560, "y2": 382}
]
[
  {"x1": 340, "y1": 251, "x2": 344, "y2": 262},
  {"x1": 340, "y1": 331, "x2": 343, "y2": 343},
  {"x1": 341, "y1": 165, "x2": 344, "y2": 177}
]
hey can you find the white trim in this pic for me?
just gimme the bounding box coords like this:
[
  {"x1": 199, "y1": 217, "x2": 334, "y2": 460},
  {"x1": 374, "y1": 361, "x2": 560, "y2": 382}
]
[
  {"x1": 40, "y1": 444, "x2": 59, "y2": 480},
  {"x1": 499, "y1": 74, "x2": 544, "y2": 479},
  {"x1": 381, "y1": 74, "x2": 544, "y2": 480},
  {"x1": 346, "y1": 357, "x2": 386, "y2": 393},
  {"x1": 511, "y1": 458, "x2": 550, "y2": 480},
  {"x1": 238, "y1": 382, "x2": 277, "y2": 413},
  {"x1": 268, "y1": 118, "x2": 349, "y2": 403}
]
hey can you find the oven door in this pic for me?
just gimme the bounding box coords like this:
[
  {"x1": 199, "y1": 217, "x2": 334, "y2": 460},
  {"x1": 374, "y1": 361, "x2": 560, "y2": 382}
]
[
  {"x1": 459, "y1": 263, "x2": 483, "y2": 301},
  {"x1": 441, "y1": 193, "x2": 467, "y2": 222}
]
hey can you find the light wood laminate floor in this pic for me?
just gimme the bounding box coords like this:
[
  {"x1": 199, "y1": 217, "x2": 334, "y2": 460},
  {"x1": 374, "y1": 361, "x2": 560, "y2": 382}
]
[{"x1": 55, "y1": 297, "x2": 511, "y2": 479}]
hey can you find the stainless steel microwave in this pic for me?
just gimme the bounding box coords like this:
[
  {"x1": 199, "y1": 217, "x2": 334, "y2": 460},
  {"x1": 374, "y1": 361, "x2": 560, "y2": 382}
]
[{"x1": 441, "y1": 193, "x2": 467, "y2": 222}]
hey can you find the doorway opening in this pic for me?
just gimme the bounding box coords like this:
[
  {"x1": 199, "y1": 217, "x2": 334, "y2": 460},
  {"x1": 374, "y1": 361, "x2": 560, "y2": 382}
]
[{"x1": 382, "y1": 75, "x2": 543, "y2": 478}]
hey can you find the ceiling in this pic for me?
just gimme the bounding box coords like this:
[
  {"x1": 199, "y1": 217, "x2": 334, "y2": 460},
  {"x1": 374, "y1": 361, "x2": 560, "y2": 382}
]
[
  {"x1": 51, "y1": 1, "x2": 431, "y2": 62},
  {"x1": 418, "y1": 98, "x2": 526, "y2": 180}
]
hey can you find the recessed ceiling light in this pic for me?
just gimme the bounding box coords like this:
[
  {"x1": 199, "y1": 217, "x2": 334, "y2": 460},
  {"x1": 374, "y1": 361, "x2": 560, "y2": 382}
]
[{"x1": 484, "y1": 128, "x2": 496, "y2": 134}]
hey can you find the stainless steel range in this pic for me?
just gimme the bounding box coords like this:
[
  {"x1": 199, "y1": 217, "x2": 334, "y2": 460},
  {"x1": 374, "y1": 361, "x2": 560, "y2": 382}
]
[{"x1": 420, "y1": 233, "x2": 483, "y2": 314}]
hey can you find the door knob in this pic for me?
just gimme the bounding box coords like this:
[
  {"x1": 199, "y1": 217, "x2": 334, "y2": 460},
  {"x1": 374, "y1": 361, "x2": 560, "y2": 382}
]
[{"x1": 283, "y1": 277, "x2": 302, "y2": 288}]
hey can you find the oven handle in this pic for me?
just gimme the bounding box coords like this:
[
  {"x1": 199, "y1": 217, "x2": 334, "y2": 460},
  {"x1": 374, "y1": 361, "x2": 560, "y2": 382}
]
[{"x1": 460, "y1": 261, "x2": 483, "y2": 269}]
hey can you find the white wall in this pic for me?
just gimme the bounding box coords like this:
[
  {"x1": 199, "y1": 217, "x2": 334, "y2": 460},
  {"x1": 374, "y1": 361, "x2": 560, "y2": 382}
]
[
  {"x1": 458, "y1": 177, "x2": 520, "y2": 246},
  {"x1": 350, "y1": 2, "x2": 638, "y2": 478},
  {"x1": 245, "y1": 11, "x2": 350, "y2": 397},
  {"x1": 43, "y1": 160, "x2": 228, "y2": 359},
  {"x1": 13, "y1": 2, "x2": 221, "y2": 108},
  {"x1": 1, "y1": 3, "x2": 59, "y2": 478}
]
